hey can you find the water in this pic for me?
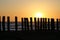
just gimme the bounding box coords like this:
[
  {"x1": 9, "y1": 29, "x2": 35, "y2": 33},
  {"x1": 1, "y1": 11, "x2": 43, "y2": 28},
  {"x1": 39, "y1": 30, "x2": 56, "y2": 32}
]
[
  {"x1": 0, "y1": 22, "x2": 36, "y2": 31},
  {"x1": 0, "y1": 22, "x2": 60, "y2": 31}
]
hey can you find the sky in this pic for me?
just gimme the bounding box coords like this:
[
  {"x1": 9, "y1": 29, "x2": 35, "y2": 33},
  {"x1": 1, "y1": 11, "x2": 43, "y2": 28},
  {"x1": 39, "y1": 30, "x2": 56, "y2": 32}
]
[{"x1": 0, "y1": 0, "x2": 60, "y2": 21}]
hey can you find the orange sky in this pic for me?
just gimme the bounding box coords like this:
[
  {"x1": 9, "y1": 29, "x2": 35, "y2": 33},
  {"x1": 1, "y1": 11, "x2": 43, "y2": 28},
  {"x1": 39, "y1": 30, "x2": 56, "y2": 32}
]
[{"x1": 0, "y1": 0, "x2": 60, "y2": 21}]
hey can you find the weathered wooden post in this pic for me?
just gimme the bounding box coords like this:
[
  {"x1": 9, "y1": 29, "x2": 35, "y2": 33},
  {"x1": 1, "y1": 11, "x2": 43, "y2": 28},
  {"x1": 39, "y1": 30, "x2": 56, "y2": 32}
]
[
  {"x1": 34, "y1": 17, "x2": 37, "y2": 31},
  {"x1": 40, "y1": 18, "x2": 43, "y2": 31},
  {"x1": 0, "y1": 16, "x2": 1, "y2": 31},
  {"x1": 24, "y1": 18, "x2": 27, "y2": 31},
  {"x1": 30, "y1": 17, "x2": 33, "y2": 31},
  {"x1": 42, "y1": 18, "x2": 44, "y2": 31},
  {"x1": 2, "y1": 16, "x2": 5, "y2": 31},
  {"x1": 24, "y1": 18, "x2": 29, "y2": 31},
  {"x1": 56, "y1": 19, "x2": 59, "y2": 31},
  {"x1": 21, "y1": 18, "x2": 24, "y2": 31},
  {"x1": 48, "y1": 18, "x2": 50, "y2": 31},
  {"x1": 45, "y1": 18, "x2": 47, "y2": 31},
  {"x1": 15, "y1": 16, "x2": 18, "y2": 31},
  {"x1": 27, "y1": 18, "x2": 29, "y2": 31},
  {"x1": 37, "y1": 18, "x2": 39, "y2": 30},
  {"x1": 7, "y1": 16, "x2": 10, "y2": 31},
  {"x1": 51, "y1": 18, "x2": 55, "y2": 31},
  {"x1": 43, "y1": 18, "x2": 47, "y2": 31},
  {"x1": 59, "y1": 19, "x2": 60, "y2": 31}
]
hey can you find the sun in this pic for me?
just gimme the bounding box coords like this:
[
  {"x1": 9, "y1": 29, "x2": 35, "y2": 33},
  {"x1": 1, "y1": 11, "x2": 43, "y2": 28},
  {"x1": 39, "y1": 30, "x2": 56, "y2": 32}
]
[{"x1": 34, "y1": 12, "x2": 43, "y2": 18}]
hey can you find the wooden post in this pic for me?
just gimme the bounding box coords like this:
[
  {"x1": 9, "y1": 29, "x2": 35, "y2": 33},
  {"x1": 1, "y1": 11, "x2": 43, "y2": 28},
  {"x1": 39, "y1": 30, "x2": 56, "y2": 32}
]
[
  {"x1": 48, "y1": 18, "x2": 50, "y2": 31},
  {"x1": 34, "y1": 17, "x2": 37, "y2": 31},
  {"x1": 40, "y1": 18, "x2": 42, "y2": 31},
  {"x1": 51, "y1": 18, "x2": 55, "y2": 31},
  {"x1": 37, "y1": 18, "x2": 39, "y2": 30},
  {"x1": 44, "y1": 18, "x2": 47, "y2": 31},
  {"x1": 59, "y1": 19, "x2": 60, "y2": 31},
  {"x1": 24, "y1": 18, "x2": 29, "y2": 31},
  {"x1": 42, "y1": 18, "x2": 44, "y2": 31},
  {"x1": 30, "y1": 17, "x2": 33, "y2": 31},
  {"x1": 2, "y1": 16, "x2": 5, "y2": 31},
  {"x1": 0, "y1": 16, "x2": 1, "y2": 31},
  {"x1": 26, "y1": 18, "x2": 29, "y2": 31},
  {"x1": 24, "y1": 18, "x2": 26, "y2": 31},
  {"x1": 15, "y1": 16, "x2": 18, "y2": 31},
  {"x1": 7, "y1": 16, "x2": 10, "y2": 31},
  {"x1": 43, "y1": 18, "x2": 47, "y2": 31},
  {"x1": 21, "y1": 18, "x2": 24, "y2": 31},
  {"x1": 56, "y1": 19, "x2": 59, "y2": 31}
]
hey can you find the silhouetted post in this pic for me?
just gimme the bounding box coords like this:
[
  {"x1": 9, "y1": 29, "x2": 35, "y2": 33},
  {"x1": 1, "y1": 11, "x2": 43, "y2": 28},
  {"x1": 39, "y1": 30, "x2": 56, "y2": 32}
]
[
  {"x1": 37, "y1": 18, "x2": 39, "y2": 30},
  {"x1": 21, "y1": 18, "x2": 24, "y2": 31},
  {"x1": 51, "y1": 18, "x2": 55, "y2": 31},
  {"x1": 24, "y1": 18, "x2": 29, "y2": 31},
  {"x1": 43, "y1": 18, "x2": 47, "y2": 31},
  {"x1": 30, "y1": 17, "x2": 33, "y2": 31},
  {"x1": 40, "y1": 18, "x2": 42, "y2": 31},
  {"x1": 34, "y1": 17, "x2": 37, "y2": 31},
  {"x1": 48, "y1": 18, "x2": 50, "y2": 31},
  {"x1": 7, "y1": 16, "x2": 10, "y2": 31},
  {"x1": 2, "y1": 16, "x2": 5, "y2": 31},
  {"x1": 42, "y1": 18, "x2": 44, "y2": 31},
  {"x1": 56, "y1": 19, "x2": 59, "y2": 31},
  {"x1": 26, "y1": 18, "x2": 29, "y2": 31},
  {"x1": 45, "y1": 18, "x2": 47, "y2": 30},
  {"x1": 0, "y1": 16, "x2": 1, "y2": 31},
  {"x1": 24, "y1": 18, "x2": 27, "y2": 31},
  {"x1": 59, "y1": 19, "x2": 60, "y2": 28},
  {"x1": 15, "y1": 16, "x2": 18, "y2": 31}
]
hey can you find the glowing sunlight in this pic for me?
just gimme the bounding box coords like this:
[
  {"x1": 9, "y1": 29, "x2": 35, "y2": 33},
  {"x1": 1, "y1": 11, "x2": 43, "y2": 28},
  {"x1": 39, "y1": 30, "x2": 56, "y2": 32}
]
[{"x1": 34, "y1": 12, "x2": 43, "y2": 18}]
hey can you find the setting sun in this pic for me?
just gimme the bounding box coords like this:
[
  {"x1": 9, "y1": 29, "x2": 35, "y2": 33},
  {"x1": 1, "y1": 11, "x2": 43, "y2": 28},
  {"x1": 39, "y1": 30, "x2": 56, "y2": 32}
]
[{"x1": 34, "y1": 12, "x2": 43, "y2": 18}]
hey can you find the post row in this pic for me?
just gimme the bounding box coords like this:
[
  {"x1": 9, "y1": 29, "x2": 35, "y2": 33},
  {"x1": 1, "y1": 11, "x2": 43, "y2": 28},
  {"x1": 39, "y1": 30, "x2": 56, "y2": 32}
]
[{"x1": 0, "y1": 16, "x2": 60, "y2": 31}]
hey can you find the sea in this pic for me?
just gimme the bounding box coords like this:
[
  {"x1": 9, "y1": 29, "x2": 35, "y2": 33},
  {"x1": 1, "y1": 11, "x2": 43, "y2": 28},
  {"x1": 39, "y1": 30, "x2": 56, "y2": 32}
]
[
  {"x1": 0, "y1": 22, "x2": 35, "y2": 31},
  {"x1": 0, "y1": 22, "x2": 60, "y2": 31}
]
